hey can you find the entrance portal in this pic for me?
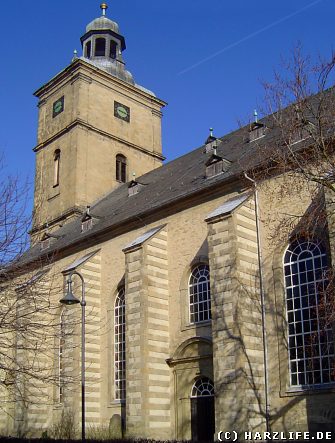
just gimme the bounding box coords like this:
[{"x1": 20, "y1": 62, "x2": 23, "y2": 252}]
[{"x1": 190, "y1": 377, "x2": 215, "y2": 441}]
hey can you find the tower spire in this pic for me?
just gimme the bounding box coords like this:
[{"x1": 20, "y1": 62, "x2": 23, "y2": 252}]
[{"x1": 100, "y1": 2, "x2": 108, "y2": 16}]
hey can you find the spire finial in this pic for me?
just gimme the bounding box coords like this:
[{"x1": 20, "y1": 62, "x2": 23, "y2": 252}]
[
  {"x1": 72, "y1": 49, "x2": 78, "y2": 62},
  {"x1": 209, "y1": 127, "x2": 213, "y2": 137},
  {"x1": 100, "y1": 3, "x2": 108, "y2": 16},
  {"x1": 254, "y1": 109, "x2": 258, "y2": 123}
]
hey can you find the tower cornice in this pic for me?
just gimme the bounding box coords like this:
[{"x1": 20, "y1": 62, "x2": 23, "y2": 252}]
[{"x1": 34, "y1": 59, "x2": 166, "y2": 108}]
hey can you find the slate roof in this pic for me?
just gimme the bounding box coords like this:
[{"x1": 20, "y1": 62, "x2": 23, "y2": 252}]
[{"x1": 17, "y1": 86, "x2": 335, "y2": 267}]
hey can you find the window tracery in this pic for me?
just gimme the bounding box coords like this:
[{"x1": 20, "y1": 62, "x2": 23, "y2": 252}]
[
  {"x1": 191, "y1": 377, "x2": 214, "y2": 397},
  {"x1": 284, "y1": 239, "x2": 335, "y2": 386},
  {"x1": 114, "y1": 286, "x2": 126, "y2": 400},
  {"x1": 189, "y1": 264, "x2": 211, "y2": 324}
]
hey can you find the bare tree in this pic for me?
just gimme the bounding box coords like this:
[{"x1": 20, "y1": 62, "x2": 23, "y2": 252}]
[
  {"x1": 242, "y1": 46, "x2": 335, "y2": 390},
  {"x1": 0, "y1": 159, "x2": 76, "y2": 433}
]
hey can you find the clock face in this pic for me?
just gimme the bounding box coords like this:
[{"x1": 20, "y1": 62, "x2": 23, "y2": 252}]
[
  {"x1": 117, "y1": 106, "x2": 128, "y2": 119},
  {"x1": 114, "y1": 101, "x2": 130, "y2": 122},
  {"x1": 53, "y1": 96, "x2": 64, "y2": 118}
]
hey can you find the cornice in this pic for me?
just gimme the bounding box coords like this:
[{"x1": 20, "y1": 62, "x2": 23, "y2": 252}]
[
  {"x1": 33, "y1": 118, "x2": 165, "y2": 161},
  {"x1": 30, "y1": 206, "x2": 84, "y2": 235}
]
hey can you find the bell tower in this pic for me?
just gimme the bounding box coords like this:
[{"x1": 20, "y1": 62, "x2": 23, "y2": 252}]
[{"x1": 31, "y1": 3, "x2": 166, "y2": 241}]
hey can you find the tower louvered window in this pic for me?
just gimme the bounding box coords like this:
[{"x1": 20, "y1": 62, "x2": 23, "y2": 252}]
[{"x1": 95, "y1": 38, "x2": 106, "y2": 56}]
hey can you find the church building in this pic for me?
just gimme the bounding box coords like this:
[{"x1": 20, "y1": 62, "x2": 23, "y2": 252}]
[{"x1": 1, "y1": 3, "x2": 335, "y2": 440}]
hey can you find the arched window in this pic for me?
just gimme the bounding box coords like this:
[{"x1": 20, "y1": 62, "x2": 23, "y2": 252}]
[
  {"x1": 190, "y1": 376, "x2": 215, "y2": 441},
  {"x1": 59, "y1": 310, "x2": 65, "y2": 403},
  {"x1": 53, "y1": 149, "x2": 60, "y2": 187},
  {"x1": 110, "y1": 40, "x2": 117, "y2": 59},
  {"x1": 85, "y1": 41, "x2": 91, "y2": 58},
  {"x1": 116, "y1": 154, "x2": 127, "y2": 183},
  {"x1": 95, "y1": 38, "x2": 106, "y2": 56},
  {"x1": 191, "y1": 377, "x2": 214, "y2": 397},
  {"x1": 284, "y1": 239, "x2": 334, "y2": 386},
  {"x1": 189, "y1": 264, "x2": 211, "y2": 324},
  {"x1": 114, "y1": 287, "x2": 126, "y2": 400}
]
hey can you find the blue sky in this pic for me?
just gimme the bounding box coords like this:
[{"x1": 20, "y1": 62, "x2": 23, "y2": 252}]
[{"x1": 1, "y1": 0, "x2": 334, "y2": 199}]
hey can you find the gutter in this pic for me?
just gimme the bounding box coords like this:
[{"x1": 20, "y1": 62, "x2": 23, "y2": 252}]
[{"x1": 244, "y1": 172, "x2": 270, "y2": 435}]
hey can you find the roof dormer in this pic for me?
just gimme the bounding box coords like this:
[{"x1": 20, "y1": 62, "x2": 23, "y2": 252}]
[
  {"x1": 81, "y1": 206, "x2": 101, "y2": 233},
  {"x1": 204, "y1": 128, "x2": 219, "y2": 153},
  {"x1": 205, "y1": 151, "x2": 231, "y2": 179},
  {"x1": 40, "y1": 231, "x2": 61, "y2": 251},
  {"x1": 249, "y1": 110, "x2": 266, "y2": 142},
  {"x1": 128, "y1": 179, "x2": 145, "y2": 197}
]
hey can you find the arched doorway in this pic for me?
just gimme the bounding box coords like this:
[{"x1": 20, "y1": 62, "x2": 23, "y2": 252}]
[{"x1": 190, "y1": 377, "x2": 215, "y2": 441}]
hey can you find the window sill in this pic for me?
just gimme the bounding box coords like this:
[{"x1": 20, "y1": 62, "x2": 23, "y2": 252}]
[
  {"x1": 53, "y1": 402, "x2": 63, "y2": 410},
  {"x1": 181, "y1": 320, "x2": 212, "y2": 332},
  {"x1": 281, "y1": 383, "x2": 335, "y2": 397},
  {"x1": 48, "y1": 186, "x2": 60, "y2": 201},
  {"x1": 108, "y1": 399, "x2": 125, "y2": 407}
]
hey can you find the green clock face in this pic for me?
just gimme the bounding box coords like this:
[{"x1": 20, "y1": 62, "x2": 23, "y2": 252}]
[
  {"x1": 53, "y1": 96, "x2": 64, "y2": 118},
  {"x1": 114, "y1": 101, "x2": 130, "y2": 122},
  {"x1": 117, "y1": 106, "x2": 128, "y2": 119}
]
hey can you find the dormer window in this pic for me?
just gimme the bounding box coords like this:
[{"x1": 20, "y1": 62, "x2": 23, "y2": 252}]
[
  {"x1": 95, "y1": 38, "x2": 106, "y2": 56},
  {"x1": 40, "y1": 232, "x2": 60, "y2": 251},
  {"x1": 81, "y1": 206, "x2": 100, "y2": 233},
  {"x1": 205, "y1": 154, "x2": 231, "y2": 178},
  {"x1": 128, "y1": 180, "x2": 144, "y2": 197},
  {"x1": 82, "y1": 218, "x2": 93, "y2": 233},
  {"x1": 289, "y1": 122, "x2": 313, "y2": 145},
  {"x1": 41, "y1": 237, "x2": 51, "y2": 251},
  {"x1": 204, "y1": 128, "x2": 218, "y2": 153},
  {"x1": 249, "y1": 122, "x2": 266, "y2": 142}
]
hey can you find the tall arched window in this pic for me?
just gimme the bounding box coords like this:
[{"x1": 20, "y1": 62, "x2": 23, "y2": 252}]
[
  {"x1": 59, "y1": 310, "x2": 65, "y2": 403},
  {"x1": 114, "y1": 287, "x2": 126, "y2": 400},
  {"x1": 190, "y1": 377, "x2": 215, "y2": 441},
  {"x1": 116, "y1": 154, "x2": 127, "y2": 183},
  {"x1": 53, "y1": 149, "x2": 60, "y2": 187},
  {"x1": 95, "y1": 38, "x2": 106, "y2": 56},
  {"x1": 189, "y1": 264, "x2": 211, "y2": 323},
  {"x1": 284, "y1": 239, "x2": 334, "y2": 386}
]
